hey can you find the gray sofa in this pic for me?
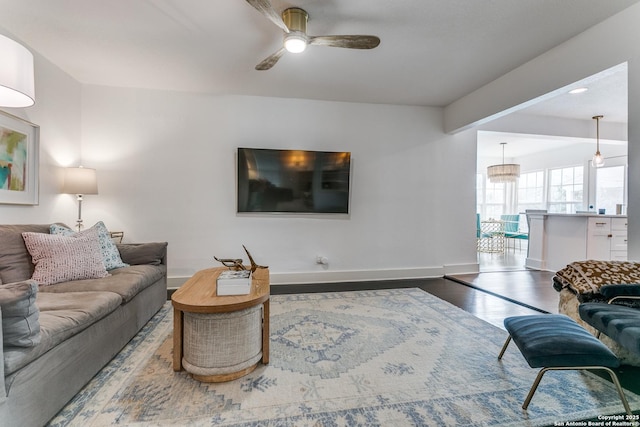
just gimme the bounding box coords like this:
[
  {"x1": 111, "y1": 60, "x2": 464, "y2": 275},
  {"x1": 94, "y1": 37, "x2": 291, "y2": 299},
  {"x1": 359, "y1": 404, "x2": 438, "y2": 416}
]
[{"x1": 0, "y1": 224, "x2": 167, "y2": 427}]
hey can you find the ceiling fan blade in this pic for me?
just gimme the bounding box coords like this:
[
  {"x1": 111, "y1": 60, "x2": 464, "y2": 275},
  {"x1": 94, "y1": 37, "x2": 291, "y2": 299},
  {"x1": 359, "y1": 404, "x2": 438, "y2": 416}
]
[
  {"x1": 309, "y1": 35, "x2": 380, "y2": 49},
  {"x1": 255, "y1": 48, "x2": 286, "y2": 70},
  {"x1": 245, "y1": 0, "x2": 289, "y2": 33}
]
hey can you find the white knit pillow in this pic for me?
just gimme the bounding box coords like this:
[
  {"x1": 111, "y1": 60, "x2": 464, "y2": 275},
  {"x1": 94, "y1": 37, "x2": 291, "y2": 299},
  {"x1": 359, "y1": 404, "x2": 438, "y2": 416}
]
[{"x1": 22, "y1": 228, "x2": 109, "y2": 286}]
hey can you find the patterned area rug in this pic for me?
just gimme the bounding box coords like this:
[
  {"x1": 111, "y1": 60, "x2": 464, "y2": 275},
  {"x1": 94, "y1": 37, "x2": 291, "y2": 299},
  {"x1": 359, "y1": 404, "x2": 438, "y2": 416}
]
[{"x1": 48, "y1": 289, "x2": 640, "y2": 426}]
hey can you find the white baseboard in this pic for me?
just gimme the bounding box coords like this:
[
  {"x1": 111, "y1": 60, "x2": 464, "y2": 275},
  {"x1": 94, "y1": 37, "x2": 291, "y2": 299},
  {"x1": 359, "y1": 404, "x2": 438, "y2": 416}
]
[
  {"x1": 443, "y1": 263, "x2": 479, "y2": 275},
  {"x1": 167, "y1": 265, "x2": 473, "y2": 289},
  {"x1": 270, "y1": 266, "x2": 443, "y2": 285},
  {"x1": 167, "y1": 276, "x2": 188, "y2": 289},
  {"x1": 525, "y1": 257, "x2": 545, "y2": 271}
]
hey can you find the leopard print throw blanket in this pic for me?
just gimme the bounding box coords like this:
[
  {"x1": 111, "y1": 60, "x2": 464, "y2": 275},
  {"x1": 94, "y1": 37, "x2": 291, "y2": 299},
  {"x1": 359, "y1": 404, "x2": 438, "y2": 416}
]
[{"x1": 553, "y1": 260, "x2": 640, "y2": 302}]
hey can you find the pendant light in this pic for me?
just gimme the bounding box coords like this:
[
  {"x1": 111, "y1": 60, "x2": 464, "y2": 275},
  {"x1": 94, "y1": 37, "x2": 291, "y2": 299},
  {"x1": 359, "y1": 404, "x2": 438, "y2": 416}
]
[
  {"x1": 487, "y1": 142, "x2": 520, "y2": 183},
  {"x1": 0, "y1": 34, "x2": 35, "y2": 107},
  {"x1": 592, "y1": 115, "x2": 605, "y2": 168}
]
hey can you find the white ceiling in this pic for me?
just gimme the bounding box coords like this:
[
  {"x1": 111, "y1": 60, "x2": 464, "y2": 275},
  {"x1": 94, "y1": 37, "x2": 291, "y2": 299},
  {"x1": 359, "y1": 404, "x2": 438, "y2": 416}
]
[{"x1": 0, "y1": 0, "x2": 636, "y2": 120}]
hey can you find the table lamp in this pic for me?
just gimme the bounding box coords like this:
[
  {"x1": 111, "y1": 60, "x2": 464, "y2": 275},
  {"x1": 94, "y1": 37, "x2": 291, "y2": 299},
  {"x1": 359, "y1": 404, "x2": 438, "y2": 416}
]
[{"x1": 62, "y1": 167, "x2": 98, "y2": 231}]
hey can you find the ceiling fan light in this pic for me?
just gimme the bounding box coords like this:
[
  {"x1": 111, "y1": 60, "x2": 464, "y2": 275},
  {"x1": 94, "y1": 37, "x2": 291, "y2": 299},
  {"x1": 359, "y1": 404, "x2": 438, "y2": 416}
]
[{"x1": 284, "y1": 34, "x2": 307, "y2": 53}]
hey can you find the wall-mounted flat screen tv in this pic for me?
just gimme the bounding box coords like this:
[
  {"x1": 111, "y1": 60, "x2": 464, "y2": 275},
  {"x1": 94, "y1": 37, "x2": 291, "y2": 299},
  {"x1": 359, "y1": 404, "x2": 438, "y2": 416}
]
[{"x1": 237, "y1": 148, "x2": 351, "y2": 214}]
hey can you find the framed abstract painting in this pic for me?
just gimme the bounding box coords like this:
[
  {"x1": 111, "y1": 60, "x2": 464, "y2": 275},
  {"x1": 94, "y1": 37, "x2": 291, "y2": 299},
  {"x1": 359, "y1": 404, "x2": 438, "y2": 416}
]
[{"x1": 0, "y1": 110, "x2": 39, "y2": 205}]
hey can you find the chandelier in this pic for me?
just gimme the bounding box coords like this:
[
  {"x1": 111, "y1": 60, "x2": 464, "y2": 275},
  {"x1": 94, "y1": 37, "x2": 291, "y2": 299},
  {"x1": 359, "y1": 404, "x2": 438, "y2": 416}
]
[{"x1": 487, "y1": 142, "x2": 520, "y2": 183}]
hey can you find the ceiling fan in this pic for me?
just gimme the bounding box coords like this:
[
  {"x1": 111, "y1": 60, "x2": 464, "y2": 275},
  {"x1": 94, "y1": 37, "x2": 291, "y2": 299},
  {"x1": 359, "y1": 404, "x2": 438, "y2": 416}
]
[{"x1": 245, "y1": 0, "x2": 381, "y2": 70}]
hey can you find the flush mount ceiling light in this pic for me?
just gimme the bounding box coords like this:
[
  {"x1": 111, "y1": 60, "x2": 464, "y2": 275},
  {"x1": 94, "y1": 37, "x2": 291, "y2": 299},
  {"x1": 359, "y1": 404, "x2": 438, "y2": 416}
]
[
  {"x1": 569, "y1": 87, "x2": 588, "y2": 94},
  {"x1": 592, "y1": 115, "x2": 605, "y2": 168},
  {"x1": 487, "y1": 142, "x2": 520, "y2": 183},
  {"x1": 0, "y1": 34, "x2": 35, "y2": 107}
]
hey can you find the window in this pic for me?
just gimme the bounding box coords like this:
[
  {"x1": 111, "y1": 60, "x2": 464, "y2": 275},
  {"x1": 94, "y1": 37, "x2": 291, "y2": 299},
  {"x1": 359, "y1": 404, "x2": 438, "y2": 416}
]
[
  {"x1": 548, "y1": 166, "x2": 583, "y2": 213},
  {"x1": 483, "y1": 176, "x2": 506, "y2": 219},
  {"x1": 595, "y1": 165, "x2": 625, "y2": 215},
  {"x1": 517, "y1": 171, "x2": 545, "y2": 213}
]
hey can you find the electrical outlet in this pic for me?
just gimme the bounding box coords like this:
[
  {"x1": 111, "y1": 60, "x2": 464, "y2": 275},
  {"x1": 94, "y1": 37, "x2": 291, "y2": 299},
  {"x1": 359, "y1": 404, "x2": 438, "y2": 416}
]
[{"x1": 316, "y1": 256, "x2": 329, "y2": 265}]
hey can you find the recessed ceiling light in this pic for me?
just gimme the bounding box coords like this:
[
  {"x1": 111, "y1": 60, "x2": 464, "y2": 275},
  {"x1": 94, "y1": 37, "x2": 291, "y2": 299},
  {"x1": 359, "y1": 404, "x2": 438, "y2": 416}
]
[{"x1": 569, "y1": 87, "x2": 588, "y2": 94}]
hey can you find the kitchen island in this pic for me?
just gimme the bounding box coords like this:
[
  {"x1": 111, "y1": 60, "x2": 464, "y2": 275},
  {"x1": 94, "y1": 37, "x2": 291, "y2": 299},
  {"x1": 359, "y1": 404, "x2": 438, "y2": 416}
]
[{"x1": 526, "y1": 212, "x2": 628, "y2": 272}]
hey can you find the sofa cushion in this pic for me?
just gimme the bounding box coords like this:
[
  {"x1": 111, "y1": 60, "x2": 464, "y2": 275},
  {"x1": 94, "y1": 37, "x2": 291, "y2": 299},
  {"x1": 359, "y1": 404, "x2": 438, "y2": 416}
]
[
  {"x1": 116, "y1": 242, "x2": 167, "y2": 266},
  {"x1": 50, "y1": 222, "x2": 129, "y2": 271},
  {"x1": 3, "y1": 291, "x2": 122, "y2": 376},
  {"x1": 599, "y1": 284, "x2": 640, "y2": 304},
  {"x1": 39, "y1": 264, "x2": 166, "y2": 304},
  {"x1": 579, "y1": 303, "x2": 640, "y2": 357},
  {"x1": 0, "y1": 281, "x2": 41, "y2": 348},
  {"x1": 0, "y1": 224, "x2": 51, "y2": 285},
  {"x1": 22, "y1": 229, "x2": 110, "y2": 286}
]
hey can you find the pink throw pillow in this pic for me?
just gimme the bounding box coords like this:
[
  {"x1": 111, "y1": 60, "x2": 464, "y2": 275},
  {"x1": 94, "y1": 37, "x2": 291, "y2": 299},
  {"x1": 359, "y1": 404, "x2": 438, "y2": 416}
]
[{"x1": 22, "y1": 228, "x2": 109, "y2": 286}]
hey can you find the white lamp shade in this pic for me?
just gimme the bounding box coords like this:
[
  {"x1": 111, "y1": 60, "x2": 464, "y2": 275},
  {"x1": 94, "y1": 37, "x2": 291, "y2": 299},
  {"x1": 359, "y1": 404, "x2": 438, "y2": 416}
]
[
  {"x1": 62, "y1": 167, "x2": 98, "y2": 195},
  {"x1": 0, "y1": 34, "x2": 35, "y2": 108}
]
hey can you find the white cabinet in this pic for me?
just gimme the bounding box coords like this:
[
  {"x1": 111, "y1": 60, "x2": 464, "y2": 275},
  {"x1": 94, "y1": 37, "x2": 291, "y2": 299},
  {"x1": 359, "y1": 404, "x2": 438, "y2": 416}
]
[
  {"x1": 610, "y1": 217, "x2": 629, "y2": 260},
  {"x1": 586, "y1": 217, "x2": 628, "y2": 261}
]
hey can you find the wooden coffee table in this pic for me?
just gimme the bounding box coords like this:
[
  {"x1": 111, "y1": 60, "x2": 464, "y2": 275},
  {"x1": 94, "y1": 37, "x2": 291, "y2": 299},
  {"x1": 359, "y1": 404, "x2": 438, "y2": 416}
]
[{"x1": 171, "y1": 267, "x2": 270, "y2": 382}]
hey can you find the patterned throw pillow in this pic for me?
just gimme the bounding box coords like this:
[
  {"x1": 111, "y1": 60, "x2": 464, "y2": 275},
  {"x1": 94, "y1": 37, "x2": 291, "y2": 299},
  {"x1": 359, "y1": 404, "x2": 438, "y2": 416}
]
[
  {"x1": 50, "y1": 221, "x2": 129, "y2": 271},
  {"x1": 22, "y1": 229, "x2": 110, "y2": 286},
  {"x1": 0, "y1": 280, "x2": 41, "y2": 347}
]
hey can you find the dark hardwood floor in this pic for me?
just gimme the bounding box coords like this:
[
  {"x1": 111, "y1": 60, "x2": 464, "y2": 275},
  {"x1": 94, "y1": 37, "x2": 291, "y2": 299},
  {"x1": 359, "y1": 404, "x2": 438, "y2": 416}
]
[{"x1": 445, "y1": 270, "x2": 559, "y2": 315}]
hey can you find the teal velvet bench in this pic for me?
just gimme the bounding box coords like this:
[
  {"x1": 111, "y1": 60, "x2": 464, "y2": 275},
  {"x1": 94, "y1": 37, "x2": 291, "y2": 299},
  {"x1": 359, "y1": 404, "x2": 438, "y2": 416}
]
[{"x1": 498, "y1": 314, "x2": 631, "y2": 415}]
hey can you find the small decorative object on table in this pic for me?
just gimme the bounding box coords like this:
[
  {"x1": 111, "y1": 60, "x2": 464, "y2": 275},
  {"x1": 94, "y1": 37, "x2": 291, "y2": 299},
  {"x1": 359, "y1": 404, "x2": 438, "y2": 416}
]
[
  {"x1": 217, "y1": 269, "x2": 252, "y2": 295},
  {"x1": 214, "y1": 245, "x2": 268, "y2": 273}
]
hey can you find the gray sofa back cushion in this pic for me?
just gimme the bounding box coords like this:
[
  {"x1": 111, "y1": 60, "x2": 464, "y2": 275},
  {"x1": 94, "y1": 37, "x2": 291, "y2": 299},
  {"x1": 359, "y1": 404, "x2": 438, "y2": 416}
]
[
  {"x1": 0, "y1": 224, "x2": 51, "y2": 285},
  {"x1": 116, "y1": 242, "x2": 167, "y2": 266},
  {"x1": 39, "y1": 265, "x2": 165, "y2": 304}
]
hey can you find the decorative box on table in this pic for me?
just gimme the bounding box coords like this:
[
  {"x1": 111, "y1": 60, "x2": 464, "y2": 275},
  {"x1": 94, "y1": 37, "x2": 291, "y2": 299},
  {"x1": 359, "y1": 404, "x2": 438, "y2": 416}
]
[{"x1": 217, "y1": 270, "x2": 251, "y2": 295}]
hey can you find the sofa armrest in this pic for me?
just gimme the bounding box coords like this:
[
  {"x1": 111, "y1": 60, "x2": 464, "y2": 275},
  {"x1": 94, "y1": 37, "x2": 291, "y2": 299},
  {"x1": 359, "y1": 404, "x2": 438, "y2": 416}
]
[{"x1": 116, "y1": 242, "x2": 167, "y2": 266}]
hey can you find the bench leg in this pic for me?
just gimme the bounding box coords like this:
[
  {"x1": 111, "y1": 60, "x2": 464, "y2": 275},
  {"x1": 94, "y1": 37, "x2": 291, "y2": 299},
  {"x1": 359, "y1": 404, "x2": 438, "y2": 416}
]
[
  {"x1": 497, "y1": 335, "x2": 511, "y2": 360},
  {"x1": 522, "y1": 366, "x2": 631, "y2": 416},
  {"x1": 523, "y1": 367, "x2": 549, "y2": 410}
]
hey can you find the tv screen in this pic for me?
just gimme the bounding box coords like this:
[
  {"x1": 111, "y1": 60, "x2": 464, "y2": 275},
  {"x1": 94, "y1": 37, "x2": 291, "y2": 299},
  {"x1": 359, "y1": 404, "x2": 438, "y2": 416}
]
[{"x1": 237, "y1": 148, "x2": 351, "y2": 214}]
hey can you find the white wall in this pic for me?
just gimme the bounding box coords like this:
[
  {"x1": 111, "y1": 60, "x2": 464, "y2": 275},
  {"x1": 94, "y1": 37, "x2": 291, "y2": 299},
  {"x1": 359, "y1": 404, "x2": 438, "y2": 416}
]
[
  {"x1": 8, "y1": 3, "x2": 638, "y2": 283},
  {"x1": 0, "y1": 48, "x2": 82, "y2": 224},
  {"x1": 79, "y1": 87, "x2": 479, "y2": 285},
  {"x1": 446, "y1": 3, "x2": 640, "y2": 261},
  {"x1": 628, "y1": 57, "x2": 640, "y2": 259}
]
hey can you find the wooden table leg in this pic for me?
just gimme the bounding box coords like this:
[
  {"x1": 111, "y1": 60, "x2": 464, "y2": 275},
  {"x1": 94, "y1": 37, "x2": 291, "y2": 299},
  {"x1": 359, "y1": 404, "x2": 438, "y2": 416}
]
[
  {"x1": 173, "y1": 307, "x2": 183, "y2": 371},
  {"x1": 262, "y1": 298, "x2": 270, "y2": 364}
]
